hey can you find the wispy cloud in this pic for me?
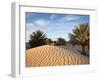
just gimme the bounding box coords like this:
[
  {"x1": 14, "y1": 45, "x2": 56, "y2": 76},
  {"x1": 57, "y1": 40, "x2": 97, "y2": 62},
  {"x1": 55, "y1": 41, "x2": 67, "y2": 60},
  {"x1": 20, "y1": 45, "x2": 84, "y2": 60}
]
[
  {"x1": 50, "y1": 14, "x2": 56, "y2": 20},
  {"x1": 61, "y1": 15, "x2": 80, "y2": 22},
  {"x1": 34, "y1": 19, "x2": 50, "y2": 27},
  {"x1": 26, "y1": 23, "x2": 35, "y2": 30}
]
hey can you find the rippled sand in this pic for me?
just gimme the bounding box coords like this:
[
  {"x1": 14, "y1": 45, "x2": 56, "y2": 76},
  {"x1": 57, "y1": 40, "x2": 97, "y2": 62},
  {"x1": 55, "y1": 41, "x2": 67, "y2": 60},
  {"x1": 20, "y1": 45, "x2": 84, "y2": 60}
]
[{"x1": 26, "y1": 45, "x2": 89, "y2": 67}]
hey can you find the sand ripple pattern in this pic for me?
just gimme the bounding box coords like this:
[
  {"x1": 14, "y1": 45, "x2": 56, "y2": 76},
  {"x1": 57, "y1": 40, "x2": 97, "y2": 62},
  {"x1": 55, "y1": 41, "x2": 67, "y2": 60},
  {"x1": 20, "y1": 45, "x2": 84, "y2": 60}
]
[{"x1": 26, "y1": 45, "x2": 89, "y2": 67}]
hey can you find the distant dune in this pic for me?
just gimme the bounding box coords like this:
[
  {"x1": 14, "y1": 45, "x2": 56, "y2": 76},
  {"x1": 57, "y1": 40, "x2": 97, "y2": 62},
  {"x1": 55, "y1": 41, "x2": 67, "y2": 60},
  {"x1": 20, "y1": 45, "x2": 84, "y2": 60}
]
[{"x1": 26, "y1": 45, "x2": 89, "y2": 67}]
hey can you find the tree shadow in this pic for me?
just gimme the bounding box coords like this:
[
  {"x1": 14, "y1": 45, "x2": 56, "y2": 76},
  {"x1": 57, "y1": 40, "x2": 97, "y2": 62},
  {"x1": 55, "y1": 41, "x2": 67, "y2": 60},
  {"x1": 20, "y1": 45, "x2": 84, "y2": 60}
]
[{"x1": 77, "y1": 49, "x2": 89, "y2": 57}]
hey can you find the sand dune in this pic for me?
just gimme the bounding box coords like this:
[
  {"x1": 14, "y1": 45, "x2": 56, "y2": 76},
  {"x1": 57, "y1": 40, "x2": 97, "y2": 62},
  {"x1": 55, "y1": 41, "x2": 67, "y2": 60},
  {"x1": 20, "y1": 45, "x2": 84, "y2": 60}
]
[{"x1": 26, "y1": 45, "x2": 89, "y2": 67}]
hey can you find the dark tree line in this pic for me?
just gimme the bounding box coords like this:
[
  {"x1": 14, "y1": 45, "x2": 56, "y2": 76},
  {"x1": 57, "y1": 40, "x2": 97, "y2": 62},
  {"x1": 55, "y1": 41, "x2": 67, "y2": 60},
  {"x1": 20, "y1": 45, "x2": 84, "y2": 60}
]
[{"x1": 28, "y1": 30, "x2": 66, "y2": 48}]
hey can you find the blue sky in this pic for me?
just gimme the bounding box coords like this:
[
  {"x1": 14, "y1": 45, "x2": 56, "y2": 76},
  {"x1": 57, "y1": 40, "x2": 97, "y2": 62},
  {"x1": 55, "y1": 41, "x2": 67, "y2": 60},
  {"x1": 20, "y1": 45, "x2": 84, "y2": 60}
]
[{"x1": 25, "y1": 12, "x2": 89, "y2": 42}]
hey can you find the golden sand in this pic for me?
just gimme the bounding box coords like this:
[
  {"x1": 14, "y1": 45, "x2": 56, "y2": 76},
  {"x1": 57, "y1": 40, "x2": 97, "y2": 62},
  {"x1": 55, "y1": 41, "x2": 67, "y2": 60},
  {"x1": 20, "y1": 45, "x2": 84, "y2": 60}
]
[{"x1": 26, "y1": 45, "x2": 89, "y2": 67}]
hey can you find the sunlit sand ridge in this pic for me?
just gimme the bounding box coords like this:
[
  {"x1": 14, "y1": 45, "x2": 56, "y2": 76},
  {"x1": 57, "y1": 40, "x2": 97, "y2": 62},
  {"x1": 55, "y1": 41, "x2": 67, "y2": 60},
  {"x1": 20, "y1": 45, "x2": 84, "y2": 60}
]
[{"x1": 26, "y1": 45, "x2": 89, "y2": 67}]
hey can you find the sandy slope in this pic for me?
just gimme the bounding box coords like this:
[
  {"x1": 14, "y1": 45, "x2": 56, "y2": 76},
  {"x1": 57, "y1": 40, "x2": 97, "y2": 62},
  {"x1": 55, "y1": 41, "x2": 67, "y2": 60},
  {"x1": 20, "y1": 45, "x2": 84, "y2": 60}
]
[{"x1": 26, "y1": 45, "x2": 89, "y2": 67}]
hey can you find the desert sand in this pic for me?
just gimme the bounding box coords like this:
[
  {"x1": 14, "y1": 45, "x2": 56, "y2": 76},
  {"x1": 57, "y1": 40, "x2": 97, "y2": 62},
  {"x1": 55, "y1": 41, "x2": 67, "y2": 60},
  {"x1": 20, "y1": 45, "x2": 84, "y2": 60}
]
[{"x1": 26, "y1": 45, "x2": 89, "y2": 67}]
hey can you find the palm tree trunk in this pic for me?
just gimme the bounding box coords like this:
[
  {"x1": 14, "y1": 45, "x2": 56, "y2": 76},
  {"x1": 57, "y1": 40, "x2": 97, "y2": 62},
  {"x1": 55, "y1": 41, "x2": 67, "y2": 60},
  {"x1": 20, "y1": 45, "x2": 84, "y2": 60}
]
[
  {"x1": 82, "y1": 45, "x2": 85, "y2": 55},
  {"x1": 72, "y1": 44, "x2": 74, "y2": 48},
  {"x1": 88, "y1": 44, "x2": 89, "y2": 50}
]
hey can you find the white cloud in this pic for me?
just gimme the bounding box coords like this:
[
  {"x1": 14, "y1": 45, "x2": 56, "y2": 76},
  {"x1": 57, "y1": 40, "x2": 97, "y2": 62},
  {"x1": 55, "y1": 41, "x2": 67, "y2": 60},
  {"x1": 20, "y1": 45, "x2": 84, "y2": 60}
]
[
  {"x1": 50, "y1": 14, "x2": 56, "y2": 20},
  {"x1": 63, "y1": 15, "x2": 80, "y2": 22},
  {"x1": 26, "y1": 23, "x2": 34, "y2": 31},
  {"x1": 26, "y1": 23, "x2": 41, "y2": 42},
  {"x1": 34, "y1": 19, "x2": 50, "y2": 27},
  {"x1": 26, "y1": 31, "x2": 32, "y2": 42},
  {"x1": 26, "y1": 23, "x2": 34, "y2": 27}
]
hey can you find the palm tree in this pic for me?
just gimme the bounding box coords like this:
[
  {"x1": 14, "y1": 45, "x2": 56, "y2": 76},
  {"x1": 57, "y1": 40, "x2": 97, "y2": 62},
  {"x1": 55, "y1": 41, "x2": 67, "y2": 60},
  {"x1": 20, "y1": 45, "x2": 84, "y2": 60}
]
[
  {"x1": 46, "y1": 38, "x2": 52, "y2": 45},
  {"x1": 29, "y1": 30, "x2": 47, "y2": 48},
  {"x1": 69, "y1": 23, "x2": 89, "y2": 55},
  {"x1": 56, "y1": 38, "x2": 66, "y2": 45},
  {"x1": 69, "y1": 36, "x2": 78, "y2": 48}
]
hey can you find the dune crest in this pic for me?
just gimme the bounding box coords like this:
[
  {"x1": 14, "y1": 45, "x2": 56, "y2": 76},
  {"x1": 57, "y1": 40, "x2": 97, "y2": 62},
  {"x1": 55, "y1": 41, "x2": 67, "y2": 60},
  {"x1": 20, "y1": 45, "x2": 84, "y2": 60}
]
[{"x1": 26, "y1": 45, "x2": 89, "y2": 67}]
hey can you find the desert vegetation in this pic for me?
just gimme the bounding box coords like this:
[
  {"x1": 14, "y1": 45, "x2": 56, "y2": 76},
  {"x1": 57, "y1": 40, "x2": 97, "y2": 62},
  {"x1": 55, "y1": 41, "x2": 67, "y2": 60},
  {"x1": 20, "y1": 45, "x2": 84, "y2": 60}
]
[
  {"x1": 45, "y1": 38, "x2": 53, "y2": 45},
  {"x1": 29, "y1": 30, "x2": 47, "y2": 48},
  {"x1": 56, "y1": 38, "x2": 66, "y2": 45},
  {"x1": 69, "y1": 23, "x2": 89, "y2": 56},
  {"x1": 28, "y1": 30, "x2": 67, "y2": 48}
]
